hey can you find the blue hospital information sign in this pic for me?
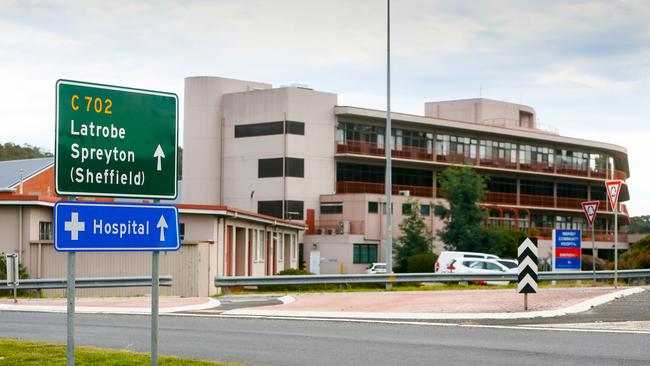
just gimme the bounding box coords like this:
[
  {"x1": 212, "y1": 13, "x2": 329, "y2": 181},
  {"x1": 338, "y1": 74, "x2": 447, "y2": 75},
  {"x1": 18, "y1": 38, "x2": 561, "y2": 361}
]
[
  {"x1": 54, "y1": 201, "x2": 180, "y2": 252},
  {"x1": 553, "y1": 229, "x2": 582, "y2": 270}
]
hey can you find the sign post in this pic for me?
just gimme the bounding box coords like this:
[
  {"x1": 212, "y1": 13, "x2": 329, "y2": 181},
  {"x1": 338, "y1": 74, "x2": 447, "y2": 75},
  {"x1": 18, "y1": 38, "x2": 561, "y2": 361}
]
[
  {"x1": 581, "y1": 201, "x2": 600, "y2": 284},
  {"x1": 552, "y1": 229, "x2": 582, "y2": 272},
  {"x1": 605, "y1": 180, "x2": 623, "y2": 288},
  {"x1": 517, "y1": 237, "x2": 538, "y2": 311},
  {"x1": 55, "y1": 80, "x2": 179, "y2": 366},
  {"x1": 5, "y1": 253, "x2": 19, "y2": 303}
]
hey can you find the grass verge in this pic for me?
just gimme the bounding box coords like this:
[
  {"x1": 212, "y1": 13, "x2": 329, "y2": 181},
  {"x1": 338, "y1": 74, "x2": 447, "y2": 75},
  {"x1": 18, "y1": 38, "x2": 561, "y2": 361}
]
[{"x1": 0, "y1": 338, "x2": 237, "y2": 366}]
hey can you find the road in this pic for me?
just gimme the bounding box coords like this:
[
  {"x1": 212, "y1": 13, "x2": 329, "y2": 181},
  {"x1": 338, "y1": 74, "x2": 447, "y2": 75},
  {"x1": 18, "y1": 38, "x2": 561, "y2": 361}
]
[{"x1": 0, "y1": 311, "x2": 648, "y2": 366}]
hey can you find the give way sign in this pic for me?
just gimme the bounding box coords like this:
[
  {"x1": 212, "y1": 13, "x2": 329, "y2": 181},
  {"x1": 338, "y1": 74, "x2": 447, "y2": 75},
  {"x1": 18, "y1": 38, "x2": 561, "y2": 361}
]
[
  {"x1": 605, "y1": 180, "x2": 623, "y2": 211},
  {"x1": 581, "y1": 200, "x2": 600, "y2": 226}
]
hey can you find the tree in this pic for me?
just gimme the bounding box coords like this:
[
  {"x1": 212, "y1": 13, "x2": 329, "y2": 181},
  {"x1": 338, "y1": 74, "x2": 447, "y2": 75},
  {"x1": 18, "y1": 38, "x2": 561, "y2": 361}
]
[
  {"x1": 628, "y1": 216, "x2": 650, "y2": 234},
  {"x1": 0, "y1": 142, "x2": 52, "y2": 161},
  {"x1": 394, "y1": 199, "x2": 434, "y2": 272},
  {"x1": 434, "y1": 167, "x2": 487, "y2": 252}
]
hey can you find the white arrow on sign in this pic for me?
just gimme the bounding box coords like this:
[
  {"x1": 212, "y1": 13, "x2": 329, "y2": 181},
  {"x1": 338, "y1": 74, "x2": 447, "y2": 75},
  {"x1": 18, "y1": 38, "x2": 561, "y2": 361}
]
[
  {"x1": 157, "y1": 215, "x2": 168, "y2": 242},
  {"x1": 154, "y1": 144, "x2": 166, "y2": 171}
]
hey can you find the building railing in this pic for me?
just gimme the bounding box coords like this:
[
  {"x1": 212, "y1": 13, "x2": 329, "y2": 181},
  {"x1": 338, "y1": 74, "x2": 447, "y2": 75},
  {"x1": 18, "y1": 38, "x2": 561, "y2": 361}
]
[
  {"x1": 215, "y1": 269, "x2": 650, "y2": 289},
  {"x1": 483, "y1": 222, "x2": 628, "y2": 243},
  {"x1": 483, "y1": 192, "x2": 613, "y2": 212},
  {"x1": 336, "y1": 139, "x2": 628, "y2": 180}
]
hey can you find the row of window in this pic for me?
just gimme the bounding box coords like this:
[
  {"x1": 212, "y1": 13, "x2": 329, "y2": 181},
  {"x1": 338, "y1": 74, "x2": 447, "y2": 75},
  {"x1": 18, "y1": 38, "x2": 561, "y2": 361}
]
[
  {"x1": 336, "y1": 162, "x2": 433, "y2": 187},
  {"x1": 320, "y1": 202, "x2": 431, "y2": 216},
  {"x1": 337, "y1": 121, "x2": 614, "y2": 172},
  {"x1": 258, "y1": 157, "x2": 304, "y2": 178},
  {"x1": 235, "y1": 120, "x2": 305, "y2": 138},
  {"x1": 258, "y1": 200, "x2": 304, "y2": 220},
  {"x1": 485, "y1": 175, "x2": 606, "y2": 199}
]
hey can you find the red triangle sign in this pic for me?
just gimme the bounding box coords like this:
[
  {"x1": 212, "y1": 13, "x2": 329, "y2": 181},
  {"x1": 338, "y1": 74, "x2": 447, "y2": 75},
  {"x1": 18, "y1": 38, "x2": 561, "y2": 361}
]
[
  {"x1": 605, "y1": 180, "x2": 623, "y2": 211},
  {"x1": 581, "y1": 200, "x2": 600, "y2": 226}
]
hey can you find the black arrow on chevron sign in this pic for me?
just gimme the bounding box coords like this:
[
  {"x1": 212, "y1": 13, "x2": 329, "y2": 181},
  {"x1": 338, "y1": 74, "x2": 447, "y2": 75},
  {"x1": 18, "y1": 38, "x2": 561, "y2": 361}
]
[
  {"x1": 518, "y1": 283, "x2": 537, "y2": 294},
  {"x1": 518, "y1": 266, "x2": 538, "y2": 281},
  {"x1": 517, "y1": 247, "x2": 538, "y2": 263}
]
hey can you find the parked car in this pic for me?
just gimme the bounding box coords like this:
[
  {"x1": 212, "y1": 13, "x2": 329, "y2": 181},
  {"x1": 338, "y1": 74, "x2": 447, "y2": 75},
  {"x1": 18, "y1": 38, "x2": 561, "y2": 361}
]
[
  {"x1": 435, "y1": 251, "x2": 500, "y2": 273},
  {"x1": 445, "y1": 258, "x2": 515, "y2": 285},
  {"x1": 365, "y1": 262, "x2": 387, "y2": 274},
  {"x1": 496, "y1": 259, "x2": 518, "y2": 270}
]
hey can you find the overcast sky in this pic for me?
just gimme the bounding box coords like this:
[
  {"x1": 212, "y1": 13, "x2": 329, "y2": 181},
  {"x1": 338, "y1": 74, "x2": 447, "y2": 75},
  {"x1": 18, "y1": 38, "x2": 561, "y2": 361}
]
[{"x1": 1, "y1": 0, "x2": 648, "y2": 215}]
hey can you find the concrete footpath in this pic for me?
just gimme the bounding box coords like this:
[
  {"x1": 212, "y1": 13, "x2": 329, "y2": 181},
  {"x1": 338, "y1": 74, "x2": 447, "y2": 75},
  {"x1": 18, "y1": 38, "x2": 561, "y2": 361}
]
[{"x1": 0, "y1": 287, "x2": 644, "y2": 320}]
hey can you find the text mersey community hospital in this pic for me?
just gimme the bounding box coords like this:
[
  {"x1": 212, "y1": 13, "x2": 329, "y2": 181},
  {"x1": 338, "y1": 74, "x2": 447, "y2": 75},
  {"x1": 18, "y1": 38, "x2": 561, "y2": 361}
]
[{"x1": 0, "y1": 76, "x2": 631, "y2": 296}]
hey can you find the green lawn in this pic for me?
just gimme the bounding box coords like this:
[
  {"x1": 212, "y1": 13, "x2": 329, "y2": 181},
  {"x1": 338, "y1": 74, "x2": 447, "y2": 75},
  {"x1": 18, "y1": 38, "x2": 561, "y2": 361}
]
[{"x1": 0, "y1": 338, "x2": 237, "y2": 366}]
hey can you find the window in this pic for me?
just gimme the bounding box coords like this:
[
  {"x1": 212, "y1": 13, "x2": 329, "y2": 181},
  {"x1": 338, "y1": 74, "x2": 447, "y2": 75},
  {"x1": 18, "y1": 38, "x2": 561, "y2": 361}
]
[
  {"x1": 557, "y1": 183, "x2": 587, "y2": 199},
  {"x1": 258, "y1": 158, "x2": 283, "y2": 178},
  {"x1": 259, "y1": 157, "x2": 305, "y2": 178},
  {"x1": 277, "y1": 234, "x2": 284, "y2": 261},
  {"x1": 486, "y1": 176, "x2": 517, "y2": 193},
  {"x1": 402, "y1": 203, "x2": 411, "y2": 215},
  {"x1": 479, "y1": 140, "x2": 517, "y2": 165},
  {"x1": 285, "y1": 157, "x2": 304, "y2": 177},
  {"x1": 258, "y1": 200, "x2": 283, "y2": 218},
  {"x1": 368, "y1": 201, "x2": 379, "y2": 213},
  {"x1": 285, "y1": 200, "x2": 304, "y2": 220},
  {"x1": 337, "y1": 121, "x2": 385, "y2": 145},
  {"x1": 320, "y1": 203, "x2": 343, "y2": 214},
  {"x1": 353, "y1": 244, "x2": 378, "y2": 264},
  {"x1": 39, "y1": 221, "x2": 52, "y2": 241},
  {"x1": 258, "y1": 200, "x2": 304, "y2": 219},
  {"x1": 520, "y1": 179, "x2": 553, "y2": 196},
  {"x1": 336, "y1": 162, "x2": 433, "y2": 187},
  {"x1": 556, "y1": 149, "x2": 589, "y2": 171},
  {"x1": 436, "y1": 134, "x2": 477, "y2": 162},
  {"x1": 258, "y1": 230, "x2": 265, "y2": 261},
  {"x1": 179, "y1": 223, "x2": 185, "y2": 241},
  {"x1": 519, "y1": 144, "x2": 554, "y2": 170},
  {"x1": 235, "y1": 121, "x2": 305, "y2": 138},
  {"x1": 420, "y1": 204, "x2": 430, "y2": 216}
]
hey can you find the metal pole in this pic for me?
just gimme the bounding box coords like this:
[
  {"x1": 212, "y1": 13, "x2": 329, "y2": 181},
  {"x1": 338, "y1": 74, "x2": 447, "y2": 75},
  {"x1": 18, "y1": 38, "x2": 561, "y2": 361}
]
[
  {"x1": 591, "y1": 224, "x2": 596, "y2": 285},
  {"x1": 524, "y1": 293, "x2": 528, "y2": 311},
  {"x1": 614, "y1": 203, "x2": 618, "y2": 288},
  {"x1": 67, "y1": 195, "x2": 76, "y2": 366},
  {"x1": 151, "y1": 198, "x2": 161, "y2": 366},
  {"x1": 66, "y1": 251, "x2": 75, "y2": 366},
  {"x1": 384, "y1": 0, "x2": 393, "y2": 290},
  {"x1": 151, "y1": 251, "x2": 159, "y2": 366}
]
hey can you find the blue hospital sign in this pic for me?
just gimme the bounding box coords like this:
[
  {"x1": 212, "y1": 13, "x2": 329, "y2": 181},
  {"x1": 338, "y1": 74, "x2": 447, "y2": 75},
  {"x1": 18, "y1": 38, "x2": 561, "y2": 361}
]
[
  {"x1": 54, "y1": 201, "x2": 180, "y2": 252},
  {"x1": 553, "y1": 229, "x2": 582, "y2": 270}
]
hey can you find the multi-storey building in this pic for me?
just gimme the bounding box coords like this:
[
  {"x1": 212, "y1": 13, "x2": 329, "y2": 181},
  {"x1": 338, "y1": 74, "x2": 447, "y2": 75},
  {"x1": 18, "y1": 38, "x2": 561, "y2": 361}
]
[{"x1": 182, "y1": 76, "x2": 630, "y2": 274}]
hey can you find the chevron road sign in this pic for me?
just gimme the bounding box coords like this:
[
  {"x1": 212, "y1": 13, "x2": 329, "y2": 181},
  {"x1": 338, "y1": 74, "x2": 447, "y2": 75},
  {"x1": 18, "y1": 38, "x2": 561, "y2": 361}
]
[{"x1": 518, "y1": 237, "x2": 538, "y2": 294}]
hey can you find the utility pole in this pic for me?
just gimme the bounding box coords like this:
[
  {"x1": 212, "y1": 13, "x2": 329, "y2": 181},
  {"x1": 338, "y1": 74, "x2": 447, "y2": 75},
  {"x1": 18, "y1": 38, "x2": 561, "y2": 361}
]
[{"x1": 384, "y1": 0, "x2": 393, "y2": 289}]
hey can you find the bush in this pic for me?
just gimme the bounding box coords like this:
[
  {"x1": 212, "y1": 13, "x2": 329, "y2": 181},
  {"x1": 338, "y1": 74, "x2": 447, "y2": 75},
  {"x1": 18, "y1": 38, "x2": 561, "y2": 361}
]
[
  {"x1": 407, "y1": 253, "x2": 438, "y2": 273},
  {"x1": 619, "y1": 235, "x2": 650, "y2": 269},
  {"x1": 275, "y1": 268, "x2": 312, "y2": 276},
  {"x1": 581, "y1": 255, "x2": 612, "y2": 270},
  {"x1": 0, "y1": 255, "x2": 33, "y2": 297}
]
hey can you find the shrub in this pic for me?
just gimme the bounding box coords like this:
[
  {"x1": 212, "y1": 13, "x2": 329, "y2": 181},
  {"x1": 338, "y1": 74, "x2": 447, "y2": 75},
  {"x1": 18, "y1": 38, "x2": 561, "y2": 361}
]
[
  {"x1": 407, "y1": 253, "x2": 438, "y2": 273},
  {"x1": 619, "y1": 235, "x2": 650, "y2": 269}
]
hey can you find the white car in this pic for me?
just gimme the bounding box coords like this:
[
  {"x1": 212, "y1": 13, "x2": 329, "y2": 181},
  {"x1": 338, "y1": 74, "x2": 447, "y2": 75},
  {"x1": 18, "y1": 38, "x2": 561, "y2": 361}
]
[
  {"x1": 365, "y1": 262, "x2": 387, "y2": 274},
  {"x1": 446, "y1": 258, "x2": 515, "y2": 285},
  {"x1": 435, "y1": 251, "x2": 500, "y2": 273}
]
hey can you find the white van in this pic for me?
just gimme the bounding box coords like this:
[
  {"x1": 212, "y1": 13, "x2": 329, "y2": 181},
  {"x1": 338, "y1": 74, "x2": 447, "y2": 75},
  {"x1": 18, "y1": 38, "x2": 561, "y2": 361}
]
[{"x1": 435, "y1": 251, "x2": 499, "y2": 273}]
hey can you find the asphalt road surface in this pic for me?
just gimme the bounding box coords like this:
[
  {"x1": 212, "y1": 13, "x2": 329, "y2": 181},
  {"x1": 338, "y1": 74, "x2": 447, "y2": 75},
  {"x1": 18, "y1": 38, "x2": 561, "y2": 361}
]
[{"x1": 0, "y1": 311, "x2": 648, "y2": 366}]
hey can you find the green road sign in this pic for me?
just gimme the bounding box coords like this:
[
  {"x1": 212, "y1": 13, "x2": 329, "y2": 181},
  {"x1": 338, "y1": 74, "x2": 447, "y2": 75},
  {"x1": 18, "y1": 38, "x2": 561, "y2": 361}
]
[{"x1": 55, "y1": 80, "x2": 178, "y2": 199}]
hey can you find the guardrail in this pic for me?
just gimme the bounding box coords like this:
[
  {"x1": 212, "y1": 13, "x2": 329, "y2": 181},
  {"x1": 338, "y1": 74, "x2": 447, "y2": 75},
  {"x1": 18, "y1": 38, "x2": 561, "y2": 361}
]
[
  {"x1": 0, "y1": 276, "x2": 172, "y2": 291},
  {"x1": 215, "y1": 269, "x2": 650, "y2": 288}
]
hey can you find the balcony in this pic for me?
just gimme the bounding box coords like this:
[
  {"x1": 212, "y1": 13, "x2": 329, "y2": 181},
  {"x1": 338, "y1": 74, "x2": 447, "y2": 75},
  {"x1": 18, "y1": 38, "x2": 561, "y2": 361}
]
[
  {"x1": 483, "y1": 191, "x2": 613, "y2": 212},
  {"x1": 336, "y1": 181, "x2": 433, "y2": 197},
  {"x1": 336, "y1": 139, "x2": 628, "y2": 180}
]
